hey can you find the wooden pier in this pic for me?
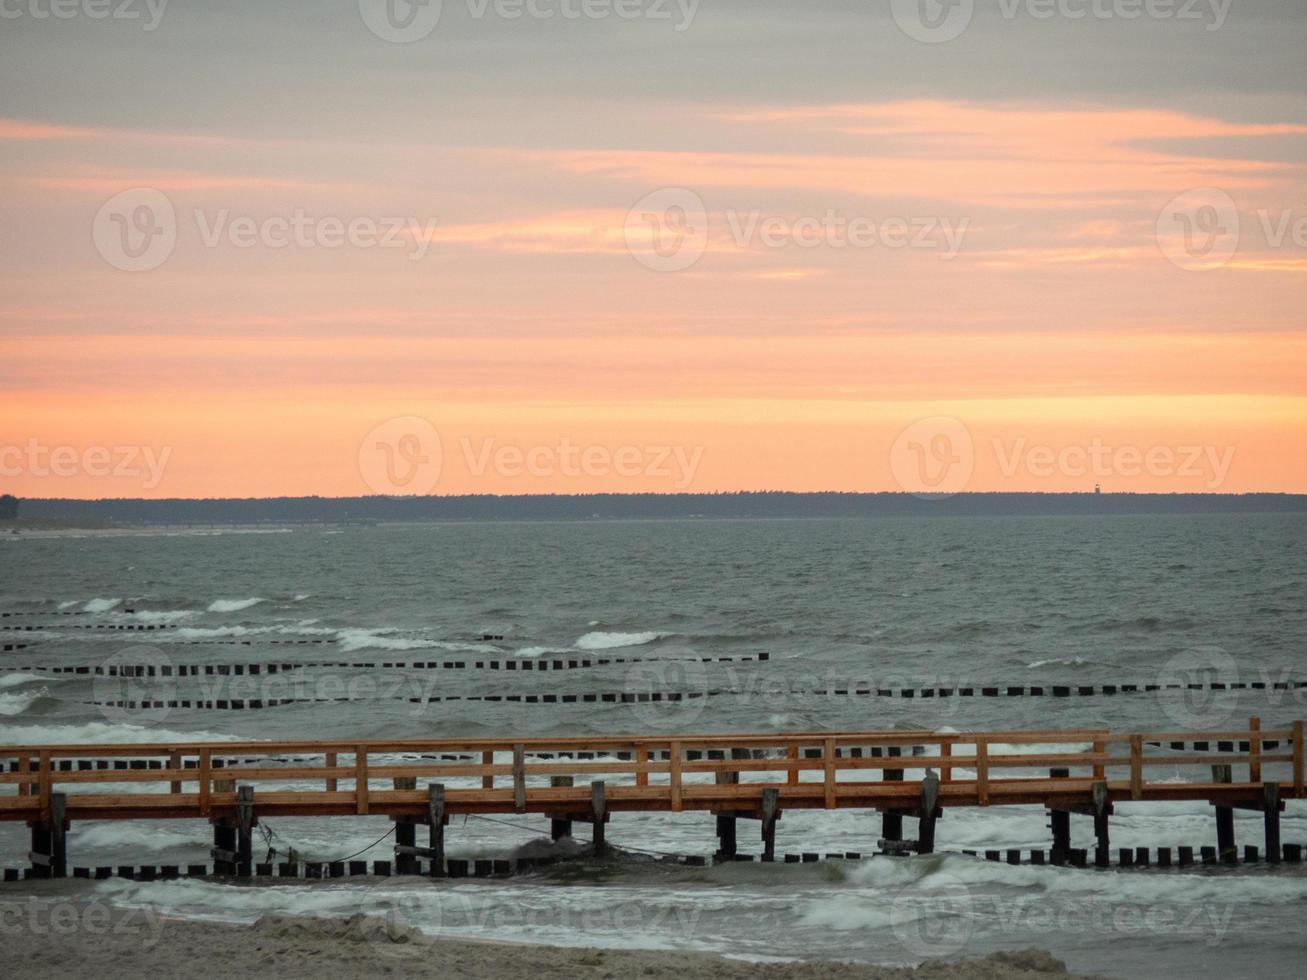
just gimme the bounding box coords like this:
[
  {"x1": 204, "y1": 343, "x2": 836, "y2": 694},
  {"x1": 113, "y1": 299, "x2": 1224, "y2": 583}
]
[{"x1": 1, "y1": 718, "x2": 1302, "y2": 879}]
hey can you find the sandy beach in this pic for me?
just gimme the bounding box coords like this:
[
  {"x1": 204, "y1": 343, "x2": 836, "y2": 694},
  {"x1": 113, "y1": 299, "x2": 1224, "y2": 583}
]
[{"x1": 6, "y1": 910, "x2": 1107, "y2": 980}]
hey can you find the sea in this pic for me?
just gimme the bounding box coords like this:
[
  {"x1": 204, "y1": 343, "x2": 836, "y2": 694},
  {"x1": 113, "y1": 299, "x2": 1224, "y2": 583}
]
[{"x1": 1, "y1": 514, "x2": 1305, "y2": 978}]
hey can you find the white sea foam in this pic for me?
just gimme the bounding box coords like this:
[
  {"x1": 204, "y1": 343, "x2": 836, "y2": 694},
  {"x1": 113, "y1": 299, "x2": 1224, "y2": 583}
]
[
  {"x1": 132, "y1": 610, "x2": 198, "y2": 624},
  {"x1": 76, "y1": 823, "x2": 211, "y2": 852},
  {"x1": 0, "y1": 689, "x2": 45, "y2": 716},
  {"x1": 58, "y1": 600, "x2": 78, "y2": 609},
  {"x1": 0, "y1": 721, "x2": 250, "y2": 745},
  {"x1": 84, "y1": 598, "x2": 122, "y2": 613},
  {"x1": 575, "y1": 631, "x2": 665, "y2": 651},
  {"x1": 516, "y1": 646, "x2": 566, "y2": 659},
  {"x1": 208, "y1": 598, "x2": 266, "y2": 613},
  {"x1": 0, "y1": 672, "x2": 67, "y2": 690}
]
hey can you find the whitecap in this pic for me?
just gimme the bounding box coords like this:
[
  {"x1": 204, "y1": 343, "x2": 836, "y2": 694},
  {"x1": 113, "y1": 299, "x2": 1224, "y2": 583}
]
[
  {"x1": 208, "y1": 598, "x2": 266, "y2": 613},
  {"x1": 575, "y1": 630, "x2": 666, "y2": 651},
  {"x1": 84, "y1": 598, "x2": 122, "y2": 613}
]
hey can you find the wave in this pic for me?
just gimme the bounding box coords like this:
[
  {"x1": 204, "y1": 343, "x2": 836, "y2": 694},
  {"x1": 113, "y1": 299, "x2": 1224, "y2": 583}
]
[
  {"x1": 0, "y1": 689, "x2": 47, "y2": 716},
  {"x1": 575, "y1": 631, "x2": 667, "y2": 651},
  {"x1": 84, "y1": 598, "x2": 122, "y2": 613},
  {"x1": 208, "y1": 598, "x2": 267, "y2": 613},
  {"x1": 0, "y1": 672, "x2": 68, "y2": 690},
  {"x1": 0, "y1": 721, "x2": 251, "y2": 745},
  {"x1": 336, "y1": 629, "x2": 484, "y2": 654},
  {"x1": 76, "y1": 823, "x2": 212, "y2": 852},
  {"x1": 132, "y1": 609, "x2": 199, "y2": 624},
  {"x1": 1025, "y1": 657, "x2": 1090, "y2": 669}
]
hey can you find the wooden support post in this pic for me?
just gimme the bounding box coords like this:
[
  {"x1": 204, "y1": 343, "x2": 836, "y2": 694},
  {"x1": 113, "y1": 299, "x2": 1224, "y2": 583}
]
[
  {"x1": 918, "y1": 772, "x2": 940, "y2": 854},
  {"x1": 1092, "y1": 739, "x2": 1105, "y2": 781},
  {"x1": 760, "y1": 787, "x2": 779, "y2": 862},
  {"x1": 198, "y1": 749, "x2": 211, "y2": 816},
  {"x1": 236, "y1": 785, "x2": 255, "y2": 878},
  {"x1": 1293, "y1": 720, "x2": 1303, "y2": 796},
  {"x1": 169, "y1": 751, "x2": 183, "y2": 794},
  {"x1": 212, "y1": 820, "x2": 236, "y2": 876},
  {"x1": 1249, "y1": 716, "x2": 1262, "y2": 783},
  {"x1": 550, "y1": 776, "x2": 574, "y2": 841},
  {"x1": 1049, "y1": 768, "x2": 1071, "y2": 864},
  {"x1": 881, "y1": 746, "x2": 903, "y2": 843},
  {"x1": 428, "y1": 783, "x2": 446, "y2": 877},
  {"x1": 325, "y1": 751, "x2": 337, "y2": 792},
  {"x1": 481, "y1": 750, "x2": 494, "y2": 790},
  {"x1": 1263, "y1": 781, "x2": 1281, "y2": 864},
  {"x1": 591, "y1": 781, "x2": 607, "y2": 857},
  {"x1": 28, "y1": 792, "x2": 67, "y2": 879},
  {"x1": 1213, "y1": 764, "x2": 1235, "y2": 864},
  {"x1": 1129, "y1": 735, "x2": 1143, "y2": 801},
  {"x1": 715, "y1": 748, "x2": 744, "y2": 860},
  {"x1": 512, "y1": 744, "x2": 526, "y2": 813},
  {"x1": 635, "y1": 746, "x2": 649, "y2": 787},
  {"x1": 976, "y1": 740, "x2": 989, "y2": 806},
  {"x1": 786, "y1": 743, "x2": 799, "y2": 787},
  {"x1": 393, "y1": 777, "x2": 418, "y2": 875},
  {"x1": 1092, "y1": 781, "x2": 1111, "y2": 868}
]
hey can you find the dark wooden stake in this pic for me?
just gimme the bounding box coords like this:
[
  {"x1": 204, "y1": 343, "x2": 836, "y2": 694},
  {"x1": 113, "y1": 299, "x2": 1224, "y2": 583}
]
[
  {"x1": 1091, "y1": 780, "x2": 1111, "y2": 868},
  {"x1": 428, "y1": 783, "x2": 446, "y2": 877},
  {"x1": 881, "y1": 747, "x2": 903, "y2": 843},
  {"x1": 760, "y1": 787, "x2": 779, "y2": 862},
  {"x1": 1049, "y1": 768, "x2": 1071, "y2": 863},
  {"x1": 1263, "y1": 781, "x2": 1281, "y2": 864},
  {"x1": 393, "y1": 777, "x2": 418, "y2": 874},
  {"x1": 591, "y1": 781, "x2": 607, "y2": 857},
  {"x1": 918, "y1": 773, "x2": 940, "y2": 854},
  {"x1": 235, "y1": 785, "x2": 255, "y2": 877},
  {"x1": 1213, "y1": 764, "x2": 1236, "y2": 864},
  {"x1": 550, "y1": 776, "x2": 573, "y2": 841}
]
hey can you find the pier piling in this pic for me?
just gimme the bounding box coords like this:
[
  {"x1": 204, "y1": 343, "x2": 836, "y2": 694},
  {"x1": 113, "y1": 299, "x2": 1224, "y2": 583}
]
[{"x1": 1213, "y1": 765, "x2": 1236, "y2": 864}]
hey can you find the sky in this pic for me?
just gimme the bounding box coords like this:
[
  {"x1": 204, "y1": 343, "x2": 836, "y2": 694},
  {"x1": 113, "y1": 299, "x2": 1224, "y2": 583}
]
[{"x1": 1, "y1": 0, "x2": 1305, "y2": 498}]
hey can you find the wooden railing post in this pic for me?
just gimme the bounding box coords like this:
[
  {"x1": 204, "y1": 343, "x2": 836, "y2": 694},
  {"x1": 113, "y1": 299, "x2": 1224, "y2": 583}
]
[
  {"x1": 38, "y1": 750, "x2": 51, "y2": 824},
  {"x1": 169, "y1": 751, "x2": 183, "y2": 794},
  {"x1": 940, "y1": 741, "x2": 952, "y2": 783},
  {"x1": 482, "y1": 750, "x2": 494, "y2": 790},
  {"x1": 786, "y1": 743, "x2": 799, "y2": 787},
  {"x1": 512, "y1": 744, "x2": 526, "y2": 812},
  {"x1": 634, "y1": 746, "x2": 649, "y2": 787},
  {"x1": 199, "y1": 748, "x2": 211, "y2": 816},
  {"x1": 1092, "y1": 739, "x2": 1105, "y2": 781},
  {"x1": 326, "y1": 751, "x2": 337, "y2": 792},
  {"x1": 823, "y1": 738, "x2": 837, "y2": 809},
  {"x1": 669, "y1": 741, "x2": 683, "y2": 812},
  {"x1": 355, "y1": 745, "x2": 369, "y2": 815},
  {"x1": 976, "y1": 740, "x2": 989, "y2": 806}
]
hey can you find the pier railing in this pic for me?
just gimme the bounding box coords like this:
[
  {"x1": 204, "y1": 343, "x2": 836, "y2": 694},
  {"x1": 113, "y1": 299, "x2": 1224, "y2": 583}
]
[{"x1": 1, "y1": 720, "x2": 1301, "y2": 825}]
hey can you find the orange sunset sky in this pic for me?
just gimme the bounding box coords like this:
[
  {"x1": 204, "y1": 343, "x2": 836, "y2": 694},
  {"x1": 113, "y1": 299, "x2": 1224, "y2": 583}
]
[{"x1": 1, "y1": 2, "x2": 1304, "y2": 498}]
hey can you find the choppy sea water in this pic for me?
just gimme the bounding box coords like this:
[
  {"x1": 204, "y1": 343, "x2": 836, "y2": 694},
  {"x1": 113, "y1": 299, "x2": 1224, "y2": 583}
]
[{"x1": 1, "y1": 515, "x2": 1305, "y2": 978}]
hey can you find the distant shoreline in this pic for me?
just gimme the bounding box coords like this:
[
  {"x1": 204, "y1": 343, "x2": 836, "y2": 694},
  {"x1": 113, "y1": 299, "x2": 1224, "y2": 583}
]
[{"x1": 5, "y1": 491, "x2": 1306, "y2": 528}]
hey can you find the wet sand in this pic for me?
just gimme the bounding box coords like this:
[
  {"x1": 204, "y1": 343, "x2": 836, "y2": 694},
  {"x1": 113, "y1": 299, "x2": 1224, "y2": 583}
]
[{"x1": 7, "y1": 910, "x2": 1109, "y2": 979}]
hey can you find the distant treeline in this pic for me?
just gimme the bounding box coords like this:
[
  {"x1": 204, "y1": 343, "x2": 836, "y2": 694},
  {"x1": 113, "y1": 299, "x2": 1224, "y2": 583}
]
[{"x1": 12, "y1": 492, "x2": 1307, "y2": 525}]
